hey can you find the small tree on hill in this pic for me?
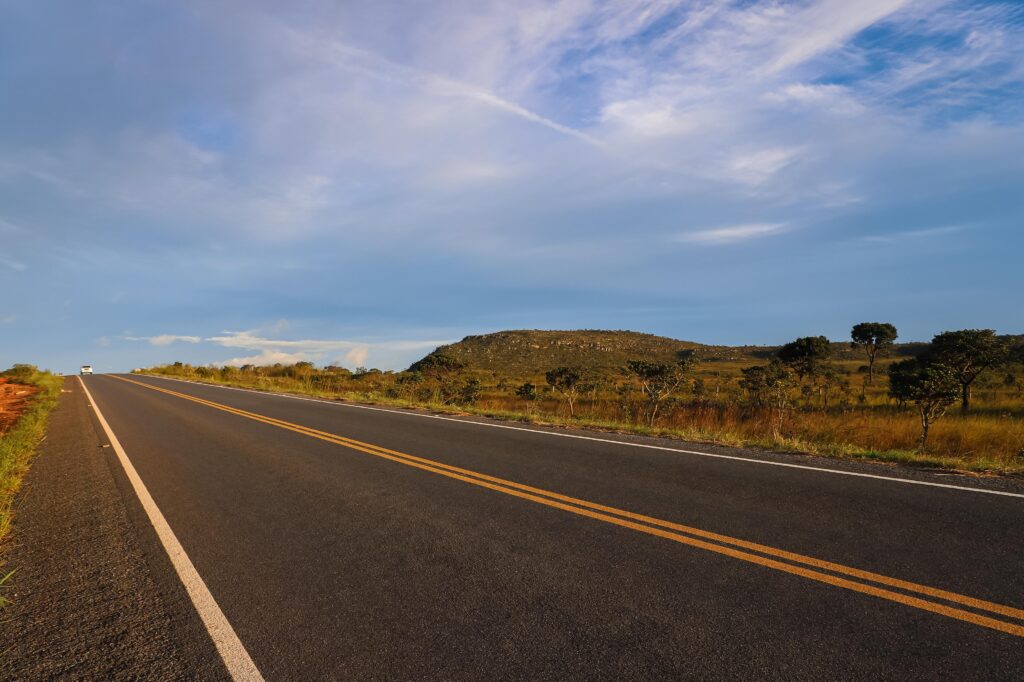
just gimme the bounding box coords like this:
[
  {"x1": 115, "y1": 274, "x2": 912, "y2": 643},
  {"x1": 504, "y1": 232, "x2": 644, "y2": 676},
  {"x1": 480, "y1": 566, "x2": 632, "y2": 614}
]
[
  {"x1": 625, "y1": 351, "x2": 696, "y2": 426},
  {"x1": 850, "y1": 322, "x2": 898, "y2": 387},
  {"x1": 545, "y1": 366, "x2": 586, "y2": 418},
  {"x1": 459, "y1": 377, "x2": 482, "y2": 405},
  {"x1": 408, "y1": 352, "x2": 468, "y2": 404},
  {"x1": 739, "y1": 360, "x2": 797, "y2": 438},
  {"x1": 888, "y1": 357, "x2": 959, "y2": 447},
  {"x1": 927, "y1": 329, "x2": 1010, "y2": 413}
]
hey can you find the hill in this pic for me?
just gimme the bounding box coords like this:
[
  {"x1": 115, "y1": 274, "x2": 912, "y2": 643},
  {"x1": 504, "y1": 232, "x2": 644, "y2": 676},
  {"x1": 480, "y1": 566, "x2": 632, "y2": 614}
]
[
  {"x1": 414, "y1": 330, "x2": 721, "y2": 375},
  {"x1": 408, "y1": 329, "x2": 956, "y2": 376}
]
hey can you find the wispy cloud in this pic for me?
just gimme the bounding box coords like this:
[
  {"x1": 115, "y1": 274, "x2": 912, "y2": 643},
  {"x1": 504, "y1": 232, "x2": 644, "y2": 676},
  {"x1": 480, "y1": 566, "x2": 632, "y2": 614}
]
[
  {"x1": 125, "y1": 334, "x2": 203, "y2": 346},
  {"x1": 677, "y1": 223, "x2": 790, "y2": 245},
  {"x1": 292, "y1": 29, "x2": 602, "y2": 146},
  {"x1": 762, "y1": 0, "x2": 913, "y2": 74},
  {"x1": 863, "y1": 224, "x2": 969, "y2": 243},
  {"x1": 0, "y1": 256, "x2": 28, "y2": 272}
]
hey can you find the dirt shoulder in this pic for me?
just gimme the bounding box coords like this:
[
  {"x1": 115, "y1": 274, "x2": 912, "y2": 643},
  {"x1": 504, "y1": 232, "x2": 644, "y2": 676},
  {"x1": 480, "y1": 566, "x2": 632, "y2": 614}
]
[{"x1": 0, "y1": 379, "x2": 40, "y2": 435}]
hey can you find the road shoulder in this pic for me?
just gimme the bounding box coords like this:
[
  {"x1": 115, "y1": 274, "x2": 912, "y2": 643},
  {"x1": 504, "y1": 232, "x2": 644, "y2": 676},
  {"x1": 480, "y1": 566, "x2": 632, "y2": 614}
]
[{"x1": 0, "y1": 377, "x2": 226, "y2": 679}]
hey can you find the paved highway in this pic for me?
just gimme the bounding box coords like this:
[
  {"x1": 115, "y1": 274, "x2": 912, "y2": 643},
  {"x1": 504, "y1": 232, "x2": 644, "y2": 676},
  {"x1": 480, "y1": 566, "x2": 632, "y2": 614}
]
[{"x1": 71, "y1": 374, "x2": 1024, "y2": 679}]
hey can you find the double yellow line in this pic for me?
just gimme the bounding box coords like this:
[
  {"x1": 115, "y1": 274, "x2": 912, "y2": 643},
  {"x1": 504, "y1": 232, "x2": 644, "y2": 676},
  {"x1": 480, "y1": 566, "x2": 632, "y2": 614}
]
[{"x1": 110, "y1": 375, "x2": 1024, "y2": 638}]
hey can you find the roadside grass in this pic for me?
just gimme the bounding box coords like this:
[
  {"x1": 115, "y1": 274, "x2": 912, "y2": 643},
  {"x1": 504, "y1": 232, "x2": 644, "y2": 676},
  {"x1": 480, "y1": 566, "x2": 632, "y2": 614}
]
[
  {"x1": 0, "y1": 366, "x2": 63, "y2": 606},
  {"x1": 137, "y1": 370, "x2": 1024, "y2": 476}
]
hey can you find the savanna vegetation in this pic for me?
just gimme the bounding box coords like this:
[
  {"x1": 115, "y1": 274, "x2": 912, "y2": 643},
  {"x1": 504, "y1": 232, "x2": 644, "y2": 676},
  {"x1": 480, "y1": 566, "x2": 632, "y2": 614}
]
[
  {"x1": 141, "y1": 327, "x2": 1024, "y2": 475},
  {"x1": 0, "y1": 364, "x2": 63, "y2": 605}
]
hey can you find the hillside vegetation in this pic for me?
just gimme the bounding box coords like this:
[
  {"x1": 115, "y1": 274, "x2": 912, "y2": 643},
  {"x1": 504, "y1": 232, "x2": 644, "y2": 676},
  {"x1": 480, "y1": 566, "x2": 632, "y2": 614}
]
[
  {"x1": 422, "y1": 330, "x2": 704, "y2": 375},
  {"x1": 417, "y1": 329, "x2": 934, "y2": 374},
  {"x1": 143, "y1": 327, "x2": 1024, "y2": 475}
]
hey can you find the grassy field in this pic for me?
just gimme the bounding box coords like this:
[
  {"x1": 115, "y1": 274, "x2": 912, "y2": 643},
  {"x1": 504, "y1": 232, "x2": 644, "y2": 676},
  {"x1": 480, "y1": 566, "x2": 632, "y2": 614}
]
[
  {"x1": 0, "y1": 365, "x2": 63, "y2": 605},
  {"x1": 141, "y1": 356, "x2": 1024, "y2": 475}
]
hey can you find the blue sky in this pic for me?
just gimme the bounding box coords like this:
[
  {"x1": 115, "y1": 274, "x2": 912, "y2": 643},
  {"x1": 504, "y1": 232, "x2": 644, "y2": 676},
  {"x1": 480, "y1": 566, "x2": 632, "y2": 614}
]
[{"x1": 2, "y1": 0, "x2": 1022, "y2": 373}]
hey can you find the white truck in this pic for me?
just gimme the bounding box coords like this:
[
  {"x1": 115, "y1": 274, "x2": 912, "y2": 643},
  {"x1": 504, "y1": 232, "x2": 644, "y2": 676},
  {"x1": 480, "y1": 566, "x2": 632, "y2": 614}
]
[{"x1": 80, "y1": 365, "x2": 94, "y2": 375}]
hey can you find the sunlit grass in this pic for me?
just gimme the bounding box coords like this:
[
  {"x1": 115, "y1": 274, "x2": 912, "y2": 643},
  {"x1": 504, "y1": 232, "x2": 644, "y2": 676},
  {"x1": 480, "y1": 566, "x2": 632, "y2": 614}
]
[{"x1": 140, "y1": 366, "x2": 1024, "y2": 475}]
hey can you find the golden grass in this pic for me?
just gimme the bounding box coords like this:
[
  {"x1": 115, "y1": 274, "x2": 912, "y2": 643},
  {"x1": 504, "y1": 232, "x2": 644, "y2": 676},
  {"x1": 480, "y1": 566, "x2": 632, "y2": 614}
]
[{"x1": 141, "y1": 368, "x2": 1024, "y2": 475}]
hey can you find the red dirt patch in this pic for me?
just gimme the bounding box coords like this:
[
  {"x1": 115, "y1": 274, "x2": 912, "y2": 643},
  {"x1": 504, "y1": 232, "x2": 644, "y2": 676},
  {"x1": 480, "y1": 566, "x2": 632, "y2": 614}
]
[{"x1": 0, "y1": 378, "x2": 40, "y2": 435}]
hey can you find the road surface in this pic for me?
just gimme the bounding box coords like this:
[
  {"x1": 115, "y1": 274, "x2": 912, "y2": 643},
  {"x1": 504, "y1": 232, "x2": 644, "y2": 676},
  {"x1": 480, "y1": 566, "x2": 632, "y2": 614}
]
[{"x1": 15, "y1": 374, "x2": 1024, "y2": 678}]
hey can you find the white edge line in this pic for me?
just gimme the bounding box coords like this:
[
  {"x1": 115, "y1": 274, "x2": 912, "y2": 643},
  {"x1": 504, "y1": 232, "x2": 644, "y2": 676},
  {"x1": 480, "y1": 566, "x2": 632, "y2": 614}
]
[
  {"x1": 134, "y1": 374, "x2": 1024, "y2": 500},
  {"x1": 79, "y1": 377, "x2": 265, "y2": 681}
]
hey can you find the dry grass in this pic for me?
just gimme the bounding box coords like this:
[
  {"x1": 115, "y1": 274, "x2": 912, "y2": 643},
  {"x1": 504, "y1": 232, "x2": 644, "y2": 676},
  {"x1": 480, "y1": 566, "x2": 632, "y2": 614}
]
[{"x1": 141, "y1": 367, "x2": 1024, "y2": 475}]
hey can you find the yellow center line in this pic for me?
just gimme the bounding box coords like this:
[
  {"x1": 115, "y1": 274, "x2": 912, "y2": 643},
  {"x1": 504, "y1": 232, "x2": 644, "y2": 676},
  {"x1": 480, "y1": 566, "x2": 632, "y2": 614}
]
[{"x1": 108, "y1": 375, "x2": 1024, "y2": 638}]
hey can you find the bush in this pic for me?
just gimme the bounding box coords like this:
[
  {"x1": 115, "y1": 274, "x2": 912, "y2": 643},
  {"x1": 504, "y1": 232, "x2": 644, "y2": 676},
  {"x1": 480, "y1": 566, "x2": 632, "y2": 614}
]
[{"x1": 0, "y1": 364, "x2": 38, "y2": 384}]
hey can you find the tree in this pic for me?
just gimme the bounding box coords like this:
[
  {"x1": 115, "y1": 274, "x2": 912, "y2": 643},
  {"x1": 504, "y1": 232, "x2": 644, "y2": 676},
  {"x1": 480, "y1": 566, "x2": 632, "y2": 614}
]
[
  {"x1": 408, "y1": 351, "x2": 467, "y2": 375},
  {"x1": 625, "y1": 352, "x2": 696, "y2": 426},
  {"x1": 408, "y1": 352, "x2": 468, "y2": 404},
  {"x1": 850, "y1": 322, "x2": 898, "y2": 386},
  {"x1": 927, "y1": 329, "x2": 1010, "y2": 413},
  {"x1": 1012, "y1": 340, "x2": 1024, "y2": 364},
  {"x1": 888, "y1": 357, "x2": 959, "y2": 447},
  {"x1": 777, "y1": 336, "x2": 833, "y2": 380},
  {"x1": 545, "y1": 366, "x2": 586, "y2": 418},
  {"x1": 515, "y1": 382, "x2": 538, "y2": 413},
  {"x1": 459, "y1": 377, "x2": 481, "y2": 405},
  {"x1": 739, "y1": 360, "x2": 798, "y2": 438},
  {"x1": 816, "y1": 364, "x2": 851, "y2": 409}
]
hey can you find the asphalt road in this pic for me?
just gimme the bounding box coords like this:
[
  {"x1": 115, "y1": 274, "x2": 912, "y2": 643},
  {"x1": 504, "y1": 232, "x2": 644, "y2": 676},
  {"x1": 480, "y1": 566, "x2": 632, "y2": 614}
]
[{"x1": 72, "y1": 373, "x2": 1024, "y2": 679}]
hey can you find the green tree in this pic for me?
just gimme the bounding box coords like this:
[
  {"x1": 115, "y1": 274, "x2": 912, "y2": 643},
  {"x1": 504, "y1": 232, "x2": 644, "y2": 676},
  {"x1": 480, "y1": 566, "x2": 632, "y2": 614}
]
[
  {"x1": 459, "y1": 377, "x2": 482, "y2": 405},
  {"x1": 515, "y1": 382, "x2": 538, "y2": 412},
  {"x1": 408, "y1": 352, "x2": 466, "y2": 375},
  {"x1": 545, "y1": 366, "x2": 586, "y2": 418},
  {"x1": 777, "y1": 336, "x2": 832, "y2": 380},
  {"x1": 408, "y1": 352, "x2": 468, "y2": 404},
  {"x1": 888, "y1": 357, "x2": 959, "y2": 447},
  {"x1": 739, "y1": 360, "x2": 798, "y2": 438},
  {"x1": 625, "y1": 352, "x2": 696, "y2": 426},
  {"x1": 927, "y1": 329, "x2": 1010, "y2": 413},
  {"x1": 850, "y1": 322, "x2": 898, "y2": 386},
  {"x1": 816, "y1": 364, "x2": 851, "y2": 409}
]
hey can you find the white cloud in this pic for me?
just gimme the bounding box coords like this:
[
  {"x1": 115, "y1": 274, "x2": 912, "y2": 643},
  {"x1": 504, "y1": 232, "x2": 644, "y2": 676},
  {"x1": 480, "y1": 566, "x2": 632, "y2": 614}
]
[
  {"x1": 0, "y1": 315, "x2": 15, "y2": 325},
  {"x1": 677, "y1": 223, "x2": 789, "y2": 245},
  {"x1": 207, "y1": 330, "x2": 449, "y2": 369},
  {"x1": 220, "y1": 350, "x2": 315, "y2": 367},
  {"x1": 762, "y1": 0, "x2": 913, "y2": 74},
  {"x1": 343, "y1": 346, "x2": 370, "y2": 368},
  {"x1": 126, "y1": 334, "x2": 202, "y2": 346},
  {"x1": 728, "y1": 148, "x2": 802, "y2": 186}
]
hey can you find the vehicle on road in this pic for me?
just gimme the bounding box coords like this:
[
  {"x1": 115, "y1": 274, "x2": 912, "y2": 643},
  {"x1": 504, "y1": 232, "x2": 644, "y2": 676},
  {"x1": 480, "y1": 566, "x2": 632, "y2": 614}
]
[{"x1": 80, "y1": 365, "x2": 93, "y2": 375}]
